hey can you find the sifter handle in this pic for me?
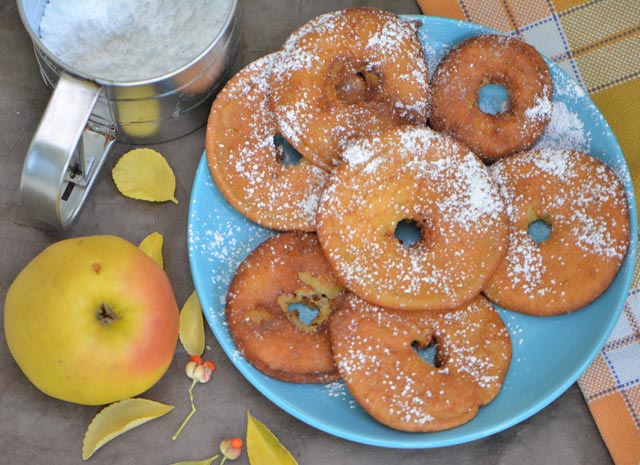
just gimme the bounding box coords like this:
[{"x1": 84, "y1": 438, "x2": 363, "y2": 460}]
[{"x1": 20, "y1": 72, "x2": 115, "y2": 228}]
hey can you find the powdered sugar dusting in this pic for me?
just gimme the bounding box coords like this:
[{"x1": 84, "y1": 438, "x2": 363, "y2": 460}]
[
  {"x1": 207, "y1": 53, "x2": 329, "y2": 231},
  {"x1": 186, "y1": 13, "x2": 636, "y2": 437},
  {"x1": 488, "y1": 148, "x2": 630, "y2": 310},
  {"x1": 534, "y1": 101, "x2": 591, "y2": 152},
  {"x1": 318, "y1": 126, "x2": 507, "y2": 309},
  {"x1": 188, "y1": 184, "x2": 273, "y2": 331},
  {"x1": 416, "y1": 26, "x2": 452, "y2": 79},
  {"x1": 270, "y1": 8, "x2": 430, "y2": 169},
  {"x1": 331, "y1": 296, "x2": 511, "y2": 429},
  {"x1": 524, "y1": 89, "x2": 553, "y2": 123}
]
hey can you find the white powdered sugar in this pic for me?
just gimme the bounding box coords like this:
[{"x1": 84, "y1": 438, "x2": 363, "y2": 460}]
[
  {"x1": 40, "y1": 0, "x2": 232, "y2": 81},
  {"x1": 208, "y1": 53, "x2": 329, "y2": 230},
  {"x1": 187, "y1": 10, "x2": 634, "y2": 431},
  {"x1": 416, "y1": 26, "x2": 452, "y2": 79},
  {"x1": 524, "y1": 90, "x2": 553, "y2": 123},
  {"x1": 531, "y1": 147, "x2": 573, "y2": 178},
  {"x1": 331, "y1": 297, "x2": 510, "y2": 428},
  {"x1": 534, "y1": 101, "x2": 591, "y2": 152},
  {"x1": 318, "y1": 126, "x2": 507, "y2": 308},
  {"x1": 269, "y1": 8, "x2": 430, "y2": 169},
  {"x1": 488, "y1": 148, "x2": 629, "y2": 308},
  {"x1": 436, "y1": 152, "x2": 505, "y2": 227}
]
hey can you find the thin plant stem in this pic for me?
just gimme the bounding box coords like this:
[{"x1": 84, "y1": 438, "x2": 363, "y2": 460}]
[{"x1": 172, "y1": 379, "x2": 198, "y2": 440}]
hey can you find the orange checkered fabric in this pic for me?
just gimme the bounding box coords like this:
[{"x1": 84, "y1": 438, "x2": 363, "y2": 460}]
[{"x1": 416, "y1": 1, "x2": 640, "y2": 464}]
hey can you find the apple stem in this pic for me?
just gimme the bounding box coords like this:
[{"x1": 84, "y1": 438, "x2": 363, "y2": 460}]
[{"x1": 172, "y1": 379, "x2": 198, "y2": 440}]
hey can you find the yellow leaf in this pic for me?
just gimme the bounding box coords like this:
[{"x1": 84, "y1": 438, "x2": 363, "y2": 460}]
[
  {"x1": 179, "y1": 291, "x2": 205, "y2": 357},
  {"x1": 82, "y1": 398, "x2": 173, "y2": 460},
  {"x1": 139, "y1": 232, "x2": 164, "y2": 268},
  {"x1": 112, "y1": 148, "x2": 178, "y2": 204},
  {"x1": 246, "y1": 411, "x2": 298, "y2": 465}
]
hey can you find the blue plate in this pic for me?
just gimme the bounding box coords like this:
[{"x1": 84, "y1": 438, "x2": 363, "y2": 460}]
[{"x1": 188, "y1": 16, "x2": 638, "y2": 448}]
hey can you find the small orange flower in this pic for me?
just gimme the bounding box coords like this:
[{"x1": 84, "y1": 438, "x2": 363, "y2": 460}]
[
  {"x1": 173, "y1": 356, "x2": 217, "y2": 440},
  {"x1": 220, "y1": 437, "x2": 243, "y2": 462},
  {"x1": 185, "y1": 356, "x2": 215, "y2": 383}
]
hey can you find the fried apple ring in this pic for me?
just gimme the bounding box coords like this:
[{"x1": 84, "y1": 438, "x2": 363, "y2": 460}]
[
  {"x1": 270, "y1": 7, "x2": 430, "y2": 171},
  {"x1": 316, "y1": 126, "x2": 509, "y2": 311},
  {"x1": 483, "y1": 148, "x2": 630, "y2": 315},
  {"x1": 330, "y1": 294, "x2": 512, "y2": 432},
  {"x1": 226, "y1": 232, "x2": 345, "y2": 383},
  {"x1": 429, "y1": 34, "x2": 552, "y2": 163},
  {"x1": 206, "y1": 53, "x2": 329, "y2": 231}
]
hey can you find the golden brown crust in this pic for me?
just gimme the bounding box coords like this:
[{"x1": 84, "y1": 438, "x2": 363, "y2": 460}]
[
  {"x1": 205, "y1": 53, "x2": 329, "y2": 232},
  {"x1": 316, "y1": 126, "x2": 509, "y2": 311},
  {"x1": 429, "y1": 34, "x2": 552, "y2": 163},
  {"x1": 226, "y1": 232, "x2": 345, "y2": 383},
  {"x1": 330, "y1": 294, "x2": 512, "y2": 432},
  {"x1": 483, "y1": 149, "x2": 630, "y2": 315},
  {"x1": 270, "y1": 7, "x2": 431, "y2": 171}
]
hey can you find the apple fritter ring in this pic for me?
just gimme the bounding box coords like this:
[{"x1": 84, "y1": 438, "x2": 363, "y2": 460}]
[
  {"x1": 483, "y1": 149, "x2": 630, "y2": 315},
  {"x1": 429, "y1": 34, "x2": 552, "y2": 163},
  {"x1": 226, "y1": 232, "x2": 345, "y2": 383},
  {"x1": 316, "y1": 126, "x2": 509, "y2": 311},
  {"x1": 270, "y1": 7, "x2": 430, "y2": 171},
  {"x1": 330, "y1": 294, "x2": 512, "y2": 432},
  {"x1": 206, "y1": 53, "x2": 329, "y2": 231}
]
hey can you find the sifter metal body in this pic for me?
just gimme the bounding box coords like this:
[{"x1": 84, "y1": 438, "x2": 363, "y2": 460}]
[{"x1": 17, "y1": 0, "x2": 241, "y2": 227}]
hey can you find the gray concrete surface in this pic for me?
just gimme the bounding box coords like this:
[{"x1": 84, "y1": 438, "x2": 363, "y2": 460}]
[{"x1": 0, "y1": 1, "x2": 614, "y2": 464}]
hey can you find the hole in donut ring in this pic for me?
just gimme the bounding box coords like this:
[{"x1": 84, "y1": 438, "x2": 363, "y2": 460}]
[
  {"x1": 276, "y1": 273, "x2": 342, "y2": 333},
  {"x1": 412, "y1": 336, "x2": 444, "y2": 368},
  {"x1": 527, "y1": 207, "x2": 552, "y2": 244},
  {"x1": 334, "y1": 64, "x2": 380, "y2": 104},
  {"x1": 477, "y1": 82, "x2": 510, "y2": 115},
  {"x1": 528, "y1": 219, "x2": 552, "y2": 243},
  {"x1": 278, "y1": 289, "x2": 331, "y2": 332},
  {"x1": 274, "y1": 133, "x2": 303, "y2": 166},
  {"x1": 395, "y1": 218, "x2": 432, "y2": 248},
  {"x1": 288, "y1": 302, "x2": 319, "y2": 326},
  {"x1": 278, "y1": 292, "x2": 330, "y2": 333}
]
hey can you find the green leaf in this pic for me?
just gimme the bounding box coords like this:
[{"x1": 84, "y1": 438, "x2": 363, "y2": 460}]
[
  {"x1": 246, "y1": 411, "x2": 298, "y2": 465},
  {"x1": 179, "y1": 291, "x2": 205, "y2": 357},
  {"x1": 139, "y1": 232, "x2": 164, "y2": 268},
  {"x1": 82, "y1": 398, "x2": 173, "y2": 460}
]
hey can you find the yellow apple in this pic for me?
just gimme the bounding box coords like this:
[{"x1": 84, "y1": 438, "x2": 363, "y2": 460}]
[{"x1": 4, "y1": 235, "x2": 180, "y2": 405}]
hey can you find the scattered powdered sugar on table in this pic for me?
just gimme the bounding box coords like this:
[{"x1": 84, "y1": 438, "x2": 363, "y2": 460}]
[{"x1": 39, "y1": 0, "x2": 232, "y2": 81}]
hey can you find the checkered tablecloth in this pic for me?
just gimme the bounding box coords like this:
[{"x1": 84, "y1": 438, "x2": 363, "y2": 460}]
[{"x1": 416, "y1": 1, "x2": 640, "y2": 464}]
